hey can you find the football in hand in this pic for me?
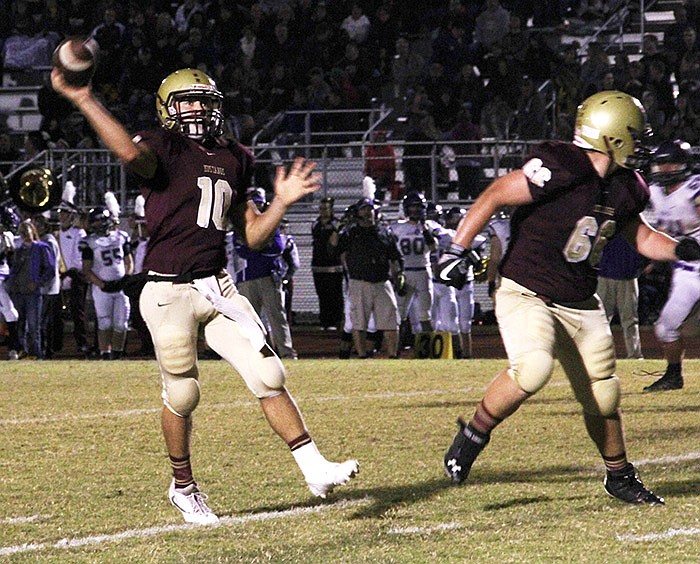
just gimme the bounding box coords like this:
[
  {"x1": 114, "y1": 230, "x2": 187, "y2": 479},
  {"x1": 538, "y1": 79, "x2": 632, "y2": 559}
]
[{"x1": 52, "y1": 37, "x2": 98, "y2": 87}]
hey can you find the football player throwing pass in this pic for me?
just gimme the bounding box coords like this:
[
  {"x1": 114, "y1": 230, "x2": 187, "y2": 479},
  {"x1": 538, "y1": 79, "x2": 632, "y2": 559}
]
[{"x1": 52, "y1": 67, "x2": 358, "y2": 524}]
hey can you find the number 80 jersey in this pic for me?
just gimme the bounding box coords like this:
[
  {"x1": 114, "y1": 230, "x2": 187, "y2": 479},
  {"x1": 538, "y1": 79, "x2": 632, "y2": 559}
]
[{"x1": 132, "y1": 128, "x2": 252, "y2": 276}]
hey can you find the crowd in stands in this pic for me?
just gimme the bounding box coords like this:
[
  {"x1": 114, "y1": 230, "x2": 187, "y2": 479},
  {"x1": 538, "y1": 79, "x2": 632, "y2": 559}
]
[{"x1": 2, "y1": 1, "x2": 700, "y2": 161}]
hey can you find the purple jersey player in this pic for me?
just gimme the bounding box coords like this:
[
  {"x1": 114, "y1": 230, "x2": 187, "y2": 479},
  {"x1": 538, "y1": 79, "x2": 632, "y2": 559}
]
[
  {"x1": 51, "y1": 67, "x2": 358, "y2": 524},
  {"x1": 436, "y1": 91, "x2": 700, "y2": 505}
]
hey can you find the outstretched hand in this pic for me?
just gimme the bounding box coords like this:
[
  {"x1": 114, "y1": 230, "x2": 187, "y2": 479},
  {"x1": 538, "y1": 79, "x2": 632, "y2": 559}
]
[{"x1": 274, "y1": 157, "x2": 321, "y2": 207}]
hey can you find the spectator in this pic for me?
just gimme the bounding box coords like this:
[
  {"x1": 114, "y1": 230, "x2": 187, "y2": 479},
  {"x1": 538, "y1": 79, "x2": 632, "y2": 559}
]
[
  {"x1": 639, "y1": 33, "x2": 670, "y2": 83},
  {"x1": 453, "y1": 63, "x2": 486, "y2": 123},
  {"x1": 674, "y1": 27, "x2": 700, "y2": 85},
  {"x1": 513, "y1": 75, "x2": 547, "y2": 140},
  {"x1": 597, "y1": 235, "x2": 645, "y2": 360},
  {"x1": 663, "y1": 90, "x2": 700, "y2": 143},
  {"x1": 57, "y1": 191, "x2": 89, "y2": 356},
  {"x1": 390, "y1": 36, "x2": 426, "y2": 112},
  {"x1": 7, "y1": 220, "x2": 55, "y2": 359},
  {"x1": 33, "y1": 213, "x2": 62, "y2": 359},
  {"x1": 579, "y1": 41, "x2": 609, "y2": 98},
  {"x1": 364, "y1": 130, "x2": 397, "y2": 201},
  {"x1": 431, "y1": 18, "x2": 472, "y2": 81},
  {"x1": 90, "y1": 7, "x2": 127, "y2": 88},
  {"x1": 403, "y1": 113, "x2": 441, "y2": 193},
  {"x1": 473, "y1": 0, "x2": 510, "y2": 55},
  {"x1": 553, "y1": 43, "x2": 583, "y2": 119},
  {"x1": 620, "y1": 60, "x2": 645, "y2": 101},
  {"x1": 340, "y1": 3, "x2": 371, "y2": 45},
  {"x1": 234, "y1": 189, "x2": 297, "y2": 359},
  {"x1": 334, "y1": 197, "x2": 403, "y2": 358},
  {"x1": 644, "y1": 59, "x2": 675, "y2": 119},
  {"x1": 311, "y1": 197, "x2": 345, "y2": 331},
  {"x1": 174, "y1": 0, "x2": 204, "y2": 35},
  {"x1": 442, "y1": 104, "x2": 483, "y2": 199}
]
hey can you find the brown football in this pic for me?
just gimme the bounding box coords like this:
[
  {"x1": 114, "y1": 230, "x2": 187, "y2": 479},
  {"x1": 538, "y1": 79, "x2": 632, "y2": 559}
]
[{"x1": 52, "y1": 38, "x2": 98, "y2": 87}]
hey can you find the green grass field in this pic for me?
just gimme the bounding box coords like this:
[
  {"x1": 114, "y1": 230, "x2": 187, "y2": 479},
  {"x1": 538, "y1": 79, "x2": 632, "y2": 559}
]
[{"x1": 1, "y1": 358, "x2": 699, "y2": 563}]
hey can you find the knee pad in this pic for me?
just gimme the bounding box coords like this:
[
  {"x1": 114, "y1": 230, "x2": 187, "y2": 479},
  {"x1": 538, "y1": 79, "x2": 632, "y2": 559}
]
[
  {"x1": 156, "y1": 324, "x2": 196, "y2": 375},
  {"x1": 584, "y1": 375, "x2": 621, "y2": 417},
  {"x1": 247, "y1": 344, "x2": 286, "y2": 398},
  {"x1": 162, "y1": 368, "x2": 200, "y2": 417},
  {"x1": 509, "y1": 349, "x2": 555, "y2": 394},
  {"x1": 654, "y1": 318, "x2": 680, "y2": 343}
]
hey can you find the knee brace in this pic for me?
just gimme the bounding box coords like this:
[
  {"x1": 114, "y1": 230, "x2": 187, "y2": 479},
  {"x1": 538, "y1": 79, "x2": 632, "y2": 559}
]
[
  {"x1": 509, "y1": 349, "x2": 555, "y2": 394},
  {"x1": 654, "y1": 318, "x2": 680, "y2": 343},
  {"x1": 246, "y1": 344, "x2": 286, "y2": 398},
  {"x1": 582, "y1": 375, "x2": 620, "y2": 417},
  {"x1": 162, "y1": 368, "x2": 200, "y2": 417}
]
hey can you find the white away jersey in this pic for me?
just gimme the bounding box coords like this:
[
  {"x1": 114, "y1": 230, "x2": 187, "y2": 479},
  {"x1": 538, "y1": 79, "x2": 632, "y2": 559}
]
[
  {"x1": 390, "y1": 220, "x2": 432, "y2": 269},
  {"x1": 80, "y1": 229, "x2": 132, "y2": 281}
]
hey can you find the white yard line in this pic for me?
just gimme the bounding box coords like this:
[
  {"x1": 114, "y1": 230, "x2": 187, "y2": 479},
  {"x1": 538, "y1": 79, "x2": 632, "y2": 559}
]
[
  {"x1": 388, "y1": 522, "x2": 461, "y2": 535},
  {"x1": 0, "y1": 388, "x2": 478, "y2": 426},
  {"x1": 0, "y1": 498, "x2": 370, "y2": 556},
  {"x1": 0, "y1": 514, "x2": 50, "y2": 524},
  {"x1": 618, "y1": 527, "x2": 700, "y2": 542}
]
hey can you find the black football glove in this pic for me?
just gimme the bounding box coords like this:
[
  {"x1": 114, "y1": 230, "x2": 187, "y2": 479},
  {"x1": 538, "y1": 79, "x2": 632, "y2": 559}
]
[
  {"x1": 436, "y1": 243, "x2": 482, "y2": 290},
  {"x1": 675, "y1": 237, "x2": 700, "y2": 261},
  {"x1": 101, "y1": 278, "x2": 124, "y2": 293},
  {"x1": 422, "y1": 225, "x2": 436, "y2": 247}
]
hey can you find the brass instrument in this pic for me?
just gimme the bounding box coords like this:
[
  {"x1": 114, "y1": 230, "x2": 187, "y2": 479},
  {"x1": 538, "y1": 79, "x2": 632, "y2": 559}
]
[{"x1": 9, "y1": 167, "x2": 62, "y2": 213}]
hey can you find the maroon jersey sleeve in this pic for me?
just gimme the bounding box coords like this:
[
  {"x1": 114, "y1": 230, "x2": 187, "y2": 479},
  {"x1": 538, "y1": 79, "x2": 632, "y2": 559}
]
[
  {"x1": 132, "y1": 129, "x2": 252, "y2": 276},
  {"x1": 500, "y1": 142, "x2": 649, "y2": 302}
]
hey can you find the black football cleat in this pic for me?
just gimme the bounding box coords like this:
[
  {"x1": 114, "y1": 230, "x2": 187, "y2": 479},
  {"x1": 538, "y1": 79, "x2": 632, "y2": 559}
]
[
  {"x1": 643, "y1": 370, "x2": 683, "y2": 392},
  {"x1": 444, "y1": 418, "x2": 490, "y2": 484},
  {"x1": 604, "y1": 463, "x2": 665, "y2": 506}
]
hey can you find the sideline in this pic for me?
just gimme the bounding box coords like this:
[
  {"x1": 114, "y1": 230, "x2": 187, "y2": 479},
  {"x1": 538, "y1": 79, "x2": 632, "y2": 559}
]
[{"x1": 0, "y1": 498, "x2": 371, "y2": 556}]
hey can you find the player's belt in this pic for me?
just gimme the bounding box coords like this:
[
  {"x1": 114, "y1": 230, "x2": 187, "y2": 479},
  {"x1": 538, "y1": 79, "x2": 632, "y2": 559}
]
[
  {"x1": 311, "y1": 266, "x2": 344, "y2": 273},
  {"x1": 405, "y1": 267, "x2": 429, "y2": 271},
  {"x1": 146, "y1": 268, "x2": 224, "y2": 284}
]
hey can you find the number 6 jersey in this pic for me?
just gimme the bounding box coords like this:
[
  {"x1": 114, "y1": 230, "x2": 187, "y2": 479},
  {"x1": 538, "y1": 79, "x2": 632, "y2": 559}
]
[
  {"x1": 500, "y1": 141, "x2": 649, "y2": 303},
  {"x1": 131, "y1": 128, "x2": 252, "y2": 276}
]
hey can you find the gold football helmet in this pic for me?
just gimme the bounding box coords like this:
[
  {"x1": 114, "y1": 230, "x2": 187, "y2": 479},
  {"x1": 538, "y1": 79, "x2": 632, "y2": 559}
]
[
  {"x1": 573, "y1": 90, "x2": 651, "y2": 169},
  {"x1": 155, "y1": 68, "x2": 224, "y2": 140}
]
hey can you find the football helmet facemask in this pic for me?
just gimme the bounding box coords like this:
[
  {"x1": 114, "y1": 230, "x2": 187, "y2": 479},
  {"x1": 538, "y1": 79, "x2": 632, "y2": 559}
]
[
  {"x1": 156, "y1": 68, "x2": 224, "y2": 141},
  {"x1": 573, "y1": 90, "x2": 652, "y2": 169},
  {"x1": 88, "y1": 206, "x2": 113, "y2": 235},
  {"x1": 648, "y1": 139, "x2": 693, "y2": 188}
]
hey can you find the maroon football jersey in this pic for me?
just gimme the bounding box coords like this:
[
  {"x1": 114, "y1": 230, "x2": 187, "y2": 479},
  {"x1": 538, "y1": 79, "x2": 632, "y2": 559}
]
[
  {"x1": 500, "y1": 141, "x2": 649, "y2": 302},
  {"x1": 132, "y1": 128, "x2": 252, "y2": 275}
]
